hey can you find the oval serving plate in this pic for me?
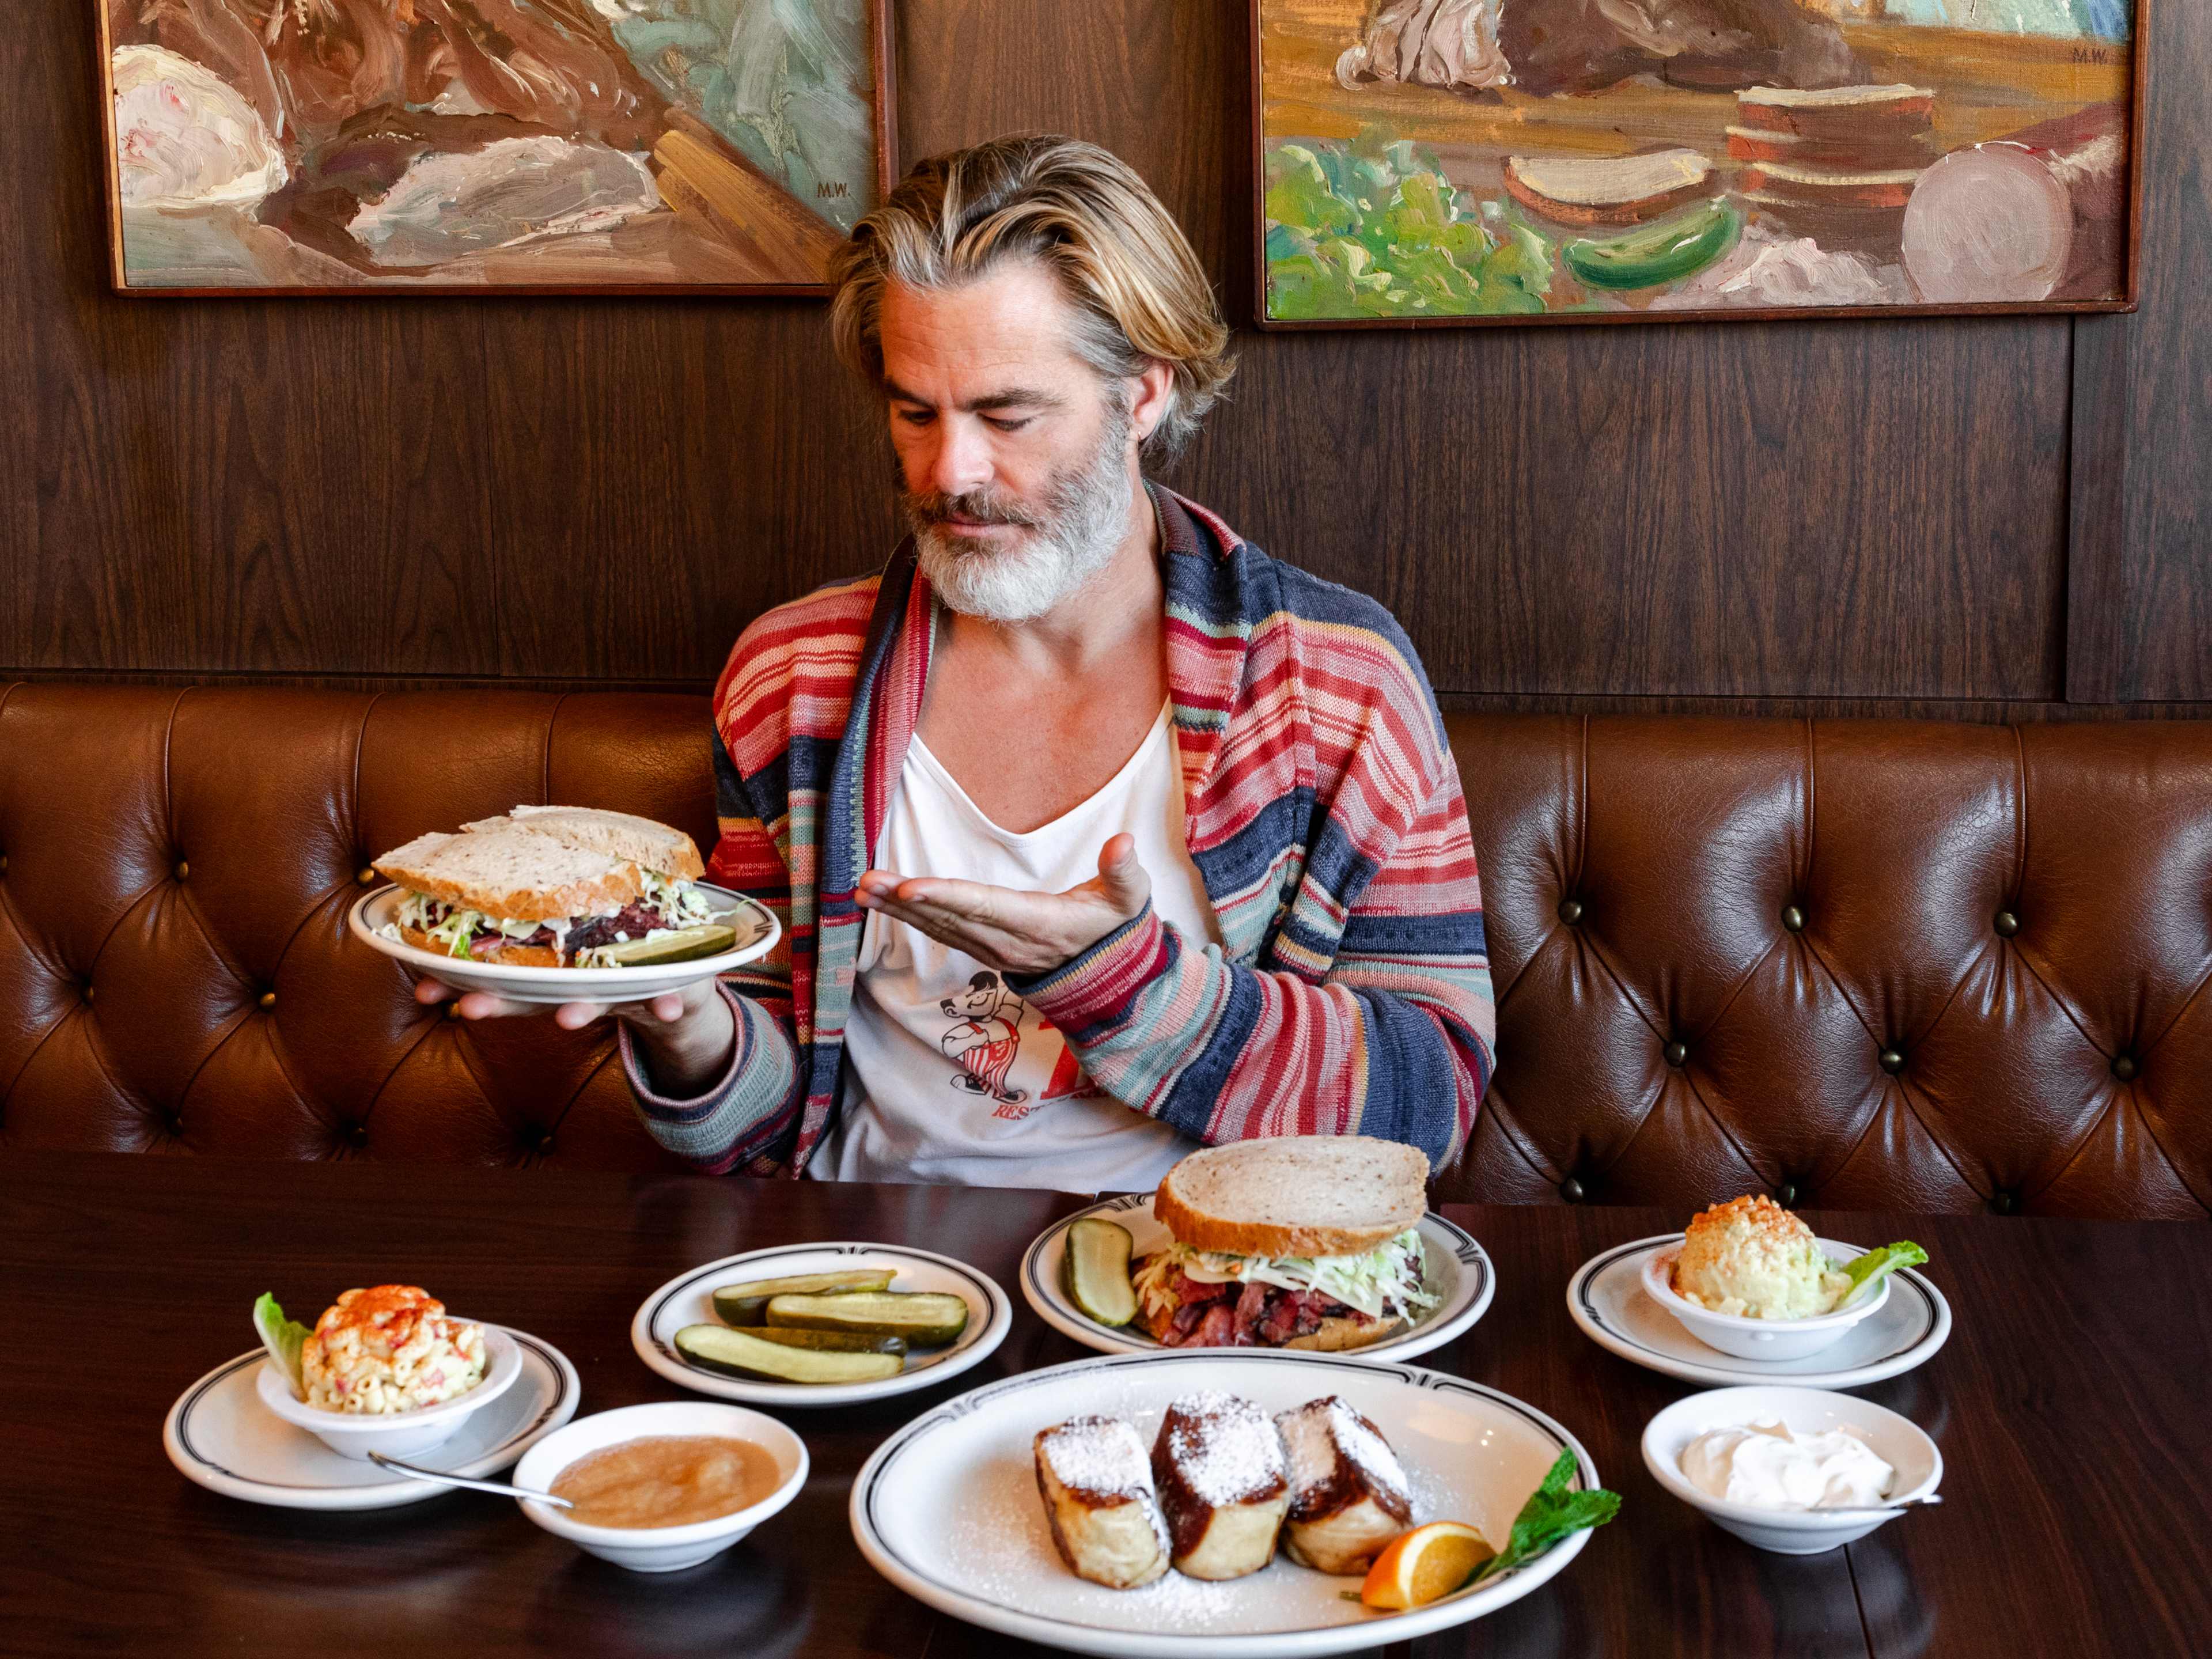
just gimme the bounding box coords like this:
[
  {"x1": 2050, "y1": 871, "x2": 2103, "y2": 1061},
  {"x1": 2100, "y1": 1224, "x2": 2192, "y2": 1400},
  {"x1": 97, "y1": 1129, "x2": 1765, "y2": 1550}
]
[
  {"x1": 1021, "y1": 1194, "x2": 1493, "y2": 1363},
  {"x1": 349, "y1": 881, "x2": 778, "y2": 1005},
  {"x1": 850, "y1": 1350, "x2": 1602, "y2": 1659},
  {"x1": 163, "y1": 1324, "x2": 579, "y2": 1511},
  {"x1": 1566, "y1": 1234, "x2": 1952, "y2": 1390},
  {"x1": 632, "y1": 1243, "x2": 1012, "y2": 1408}
]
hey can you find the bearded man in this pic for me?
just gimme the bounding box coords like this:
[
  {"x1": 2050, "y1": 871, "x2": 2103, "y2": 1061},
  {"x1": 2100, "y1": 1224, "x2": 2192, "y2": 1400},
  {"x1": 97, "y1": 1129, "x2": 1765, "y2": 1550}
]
[{"x1": 422, "y1": 136, "x2": 1496, "y2": 1190}]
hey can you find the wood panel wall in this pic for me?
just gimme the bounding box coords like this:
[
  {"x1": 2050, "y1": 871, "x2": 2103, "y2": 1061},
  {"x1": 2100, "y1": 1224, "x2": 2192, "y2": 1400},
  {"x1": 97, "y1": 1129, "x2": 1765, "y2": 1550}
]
[{"x1": 4, "y1": 1, "x2": 2203, "y2": 717}]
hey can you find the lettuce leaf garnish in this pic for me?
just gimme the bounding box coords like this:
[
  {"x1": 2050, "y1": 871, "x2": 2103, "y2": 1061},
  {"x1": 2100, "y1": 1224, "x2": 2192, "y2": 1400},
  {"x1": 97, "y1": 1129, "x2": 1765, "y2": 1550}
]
[
  {"x1": 1264, "y1": 129, "x2": 1556, "y2": 321},
  {"x1": 253, "y1": 1293, "x2": 310, "y2": 1399},
  {"x1": 1840, "y1": 1241, "x2": 1929, "y2": 1304}
]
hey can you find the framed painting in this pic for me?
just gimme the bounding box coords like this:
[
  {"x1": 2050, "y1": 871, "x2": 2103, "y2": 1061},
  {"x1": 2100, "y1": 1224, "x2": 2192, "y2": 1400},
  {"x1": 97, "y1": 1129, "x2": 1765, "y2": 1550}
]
[
  {"x1": 98, "y1": 0, "x2": 896, "y2": 296},
  {"x1": 1252, "y1": 0, "x2": 2145, "y2": 327}
]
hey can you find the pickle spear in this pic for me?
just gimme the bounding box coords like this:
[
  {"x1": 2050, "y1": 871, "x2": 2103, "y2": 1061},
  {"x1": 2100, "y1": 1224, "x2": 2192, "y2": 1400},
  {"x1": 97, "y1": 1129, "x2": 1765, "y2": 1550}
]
[
  {"x1": 1563, "y1": 199, "x2": 1740, "y2": 291},
  {"x1": 595, "y1": 923, "x2": 739, "y2": 967},
  {"x1": 1063, "y1": 1218, "x2": 1139, "y2": 1327},
  {"x1": 674, "y1": 1323, "x2": 904, "y2": 1384},
  {"x1": 713, "y1": 1268, "x2": 897, "y2": 1325},
  {"x1": 764, "y1": 1290, "x2": 971, "y2": 1347},
  {"x1": 748, "y1": 1326, "x2": 907, "y2": 1355}
]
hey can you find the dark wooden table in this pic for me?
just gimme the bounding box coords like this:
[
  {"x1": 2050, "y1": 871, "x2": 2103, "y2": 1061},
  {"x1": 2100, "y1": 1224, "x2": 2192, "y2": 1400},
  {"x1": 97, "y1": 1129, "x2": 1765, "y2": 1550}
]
[{"x1": 3, "y1": 1151, "x2": 2206, "y2": 1658}]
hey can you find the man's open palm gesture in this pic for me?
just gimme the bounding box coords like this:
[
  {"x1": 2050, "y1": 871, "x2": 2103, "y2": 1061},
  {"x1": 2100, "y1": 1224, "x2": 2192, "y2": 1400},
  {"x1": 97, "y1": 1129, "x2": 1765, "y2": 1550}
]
[{"x1": 855, "y1": 832, "x2": 1152, "y2": 976}]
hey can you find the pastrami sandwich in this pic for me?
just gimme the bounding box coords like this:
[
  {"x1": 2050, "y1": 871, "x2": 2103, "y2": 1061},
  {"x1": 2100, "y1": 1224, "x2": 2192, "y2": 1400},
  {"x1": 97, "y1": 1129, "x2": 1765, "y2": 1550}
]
[
  {"x1": 1131, "y1": 1137, "x2": 1437, "y2": 1351},
  {"x1": 372, "y1": 806, "x2": 724, "y2": 968}
]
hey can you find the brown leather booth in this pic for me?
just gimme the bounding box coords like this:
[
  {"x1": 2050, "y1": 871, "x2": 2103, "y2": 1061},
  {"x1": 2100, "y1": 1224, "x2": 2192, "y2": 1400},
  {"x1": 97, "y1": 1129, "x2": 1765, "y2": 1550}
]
[{"x1": 5, "y1": 684, "x2": 2206, "y2": 1220}]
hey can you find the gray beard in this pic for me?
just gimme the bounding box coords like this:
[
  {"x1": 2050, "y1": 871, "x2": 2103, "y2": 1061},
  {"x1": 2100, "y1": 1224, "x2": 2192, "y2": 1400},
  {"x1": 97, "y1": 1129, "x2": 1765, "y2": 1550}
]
[{"x1": 906, "y1": 407, "x2": 1135, "y2": 625}]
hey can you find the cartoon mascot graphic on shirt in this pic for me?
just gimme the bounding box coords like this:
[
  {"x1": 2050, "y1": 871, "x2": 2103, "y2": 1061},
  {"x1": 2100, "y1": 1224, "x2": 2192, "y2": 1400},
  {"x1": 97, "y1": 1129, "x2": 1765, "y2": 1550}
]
[
  {"x1": 940, "y1": 971, "x2": 1029, "y2": 1109},
  {"x1": 939, "y1": 971, "x2": 1100, "y2": 1120}
]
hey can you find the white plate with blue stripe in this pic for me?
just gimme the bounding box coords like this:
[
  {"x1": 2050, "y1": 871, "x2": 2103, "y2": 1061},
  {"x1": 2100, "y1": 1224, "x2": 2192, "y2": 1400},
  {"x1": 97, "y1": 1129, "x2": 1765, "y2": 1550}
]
[
  {"x1": 349, "y1": 881, "x2": 778, "y2": 1005},
  {"x1": 162, "y1": 1324, "x2": 579, "y2": 1510},
  {"x1": 850, "y1": 1350, "x2": 1603, "y2": 1657},
  {"x1": 632, "y1": 1242, "x2": 1013, "y2": 1407},
  {"x1": 1566, "y1": 1234, "x2": 1952, "y2": 1390},
  {"x1": 1020, "y1": 1194, "x2": 1494, "y2": 1361}
]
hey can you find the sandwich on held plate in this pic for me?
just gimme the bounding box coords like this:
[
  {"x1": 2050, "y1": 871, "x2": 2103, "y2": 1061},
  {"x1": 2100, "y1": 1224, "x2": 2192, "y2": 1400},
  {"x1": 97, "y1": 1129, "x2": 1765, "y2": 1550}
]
[
  {"x1": 372, "y1": 806, "x2": 732, "y2": 968},
  {"x1": 1131, "y1": 1137, "x2": 1438, "y2": 1351}
]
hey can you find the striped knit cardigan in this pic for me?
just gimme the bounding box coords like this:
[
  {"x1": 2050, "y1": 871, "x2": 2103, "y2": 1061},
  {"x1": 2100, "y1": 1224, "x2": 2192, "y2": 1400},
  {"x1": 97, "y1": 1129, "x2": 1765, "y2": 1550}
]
[{"x1": 619, "y1": 487, "x2": 1496, "y2": 1177}]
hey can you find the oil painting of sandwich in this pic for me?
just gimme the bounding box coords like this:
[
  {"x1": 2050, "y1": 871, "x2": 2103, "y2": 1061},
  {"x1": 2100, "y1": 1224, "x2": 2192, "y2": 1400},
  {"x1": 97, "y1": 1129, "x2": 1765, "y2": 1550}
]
[{"x1": 1257, "y1": 0, "x2": 2141, "y2": 323}]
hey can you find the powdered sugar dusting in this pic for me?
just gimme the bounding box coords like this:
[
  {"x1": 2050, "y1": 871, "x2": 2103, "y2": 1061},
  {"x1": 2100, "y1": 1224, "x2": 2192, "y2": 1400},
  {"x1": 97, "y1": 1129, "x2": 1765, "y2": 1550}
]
[
  {"x1": 1330, "y1": 1400, "x2": 1412, "y2": 1512},
  {"x1": 1278, "y1": 1396, "x2": 1414, "y2": 1514},
  {"x1": 1278, "y1": 1401, "x2": 1339, "y2": 1497},
  {"x1": 937, "y1": 1435, "x2": 1458, "y2": 1635},
  {"x1": 1161, "y1": 1391, "x2": 1286, "y2": 1503},
  {"x1": 1039, "y1": 1416, "x2": 1153, "y2": 1499},
  {"x1": 878, "y1": 1364, "x2": 1552, "y2": 1638},
  {"x1": 949, "y1": 1453, "x2": 1304, "y2": 1634}
]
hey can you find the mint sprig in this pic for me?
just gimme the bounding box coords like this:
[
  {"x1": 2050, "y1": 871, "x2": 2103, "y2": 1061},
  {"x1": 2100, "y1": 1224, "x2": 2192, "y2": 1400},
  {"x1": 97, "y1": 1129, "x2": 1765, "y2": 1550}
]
[
  {"x1": 1472, "y1": 1449, "x2": 1622, "y2": 1585},
  {"x1": 1339, "y1": 1449, "x2": 1622, "y2": 1611}
]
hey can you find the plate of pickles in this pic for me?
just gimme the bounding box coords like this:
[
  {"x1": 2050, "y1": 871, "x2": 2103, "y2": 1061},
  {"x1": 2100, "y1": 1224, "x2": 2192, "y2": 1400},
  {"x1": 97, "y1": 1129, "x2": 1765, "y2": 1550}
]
[{"x1": 631, "y1": 1243, "x2": 1014, "y2": 1406}]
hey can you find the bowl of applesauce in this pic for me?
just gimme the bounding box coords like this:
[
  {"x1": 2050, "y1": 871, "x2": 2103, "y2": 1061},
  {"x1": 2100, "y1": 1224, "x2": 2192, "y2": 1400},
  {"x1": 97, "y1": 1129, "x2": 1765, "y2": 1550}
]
[{"x1": 513, "y1": 1400, "x2": 808, "y2": 1572}]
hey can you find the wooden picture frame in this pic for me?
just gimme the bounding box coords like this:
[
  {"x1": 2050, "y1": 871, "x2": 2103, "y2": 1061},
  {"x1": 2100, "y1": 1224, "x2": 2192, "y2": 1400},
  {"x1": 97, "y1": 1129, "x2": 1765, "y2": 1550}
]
[
  {"x1": 1251, "y1": 0, "x2": 2146, "y2": 329},
  {"x1": 99, "y1": 0, "x2": 898, "y2": 298}
]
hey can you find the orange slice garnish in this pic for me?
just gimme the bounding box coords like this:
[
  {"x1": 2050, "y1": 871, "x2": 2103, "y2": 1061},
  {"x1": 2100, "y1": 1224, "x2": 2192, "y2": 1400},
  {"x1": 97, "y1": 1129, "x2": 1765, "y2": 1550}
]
[{"x1": 1359, "y1": 1519, "x2": 1497, "y2": 1611}]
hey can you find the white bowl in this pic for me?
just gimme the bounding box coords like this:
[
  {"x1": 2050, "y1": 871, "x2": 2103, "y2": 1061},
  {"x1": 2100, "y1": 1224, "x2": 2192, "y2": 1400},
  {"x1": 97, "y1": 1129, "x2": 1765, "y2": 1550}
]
[
  {"x1": 255, "y1": 1325, "x2": 521, "y2": 1460},
  {"x1": 1642, "y1": 1385, "x2": 1942, "y2": 1555},
  {"x1": 512, "y1": 1401, "x2": 808, "y2": 1574},
  {"x1": 1641, "y1": 1242, "x2": 1891, "y2": 1361}
]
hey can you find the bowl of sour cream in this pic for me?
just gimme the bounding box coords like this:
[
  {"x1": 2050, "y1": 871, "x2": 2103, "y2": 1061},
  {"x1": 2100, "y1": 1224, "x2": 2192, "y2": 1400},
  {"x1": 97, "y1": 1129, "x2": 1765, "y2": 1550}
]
[{"x1": 1642, "y1": 1385, "x2": 1942, "y2": 1555}]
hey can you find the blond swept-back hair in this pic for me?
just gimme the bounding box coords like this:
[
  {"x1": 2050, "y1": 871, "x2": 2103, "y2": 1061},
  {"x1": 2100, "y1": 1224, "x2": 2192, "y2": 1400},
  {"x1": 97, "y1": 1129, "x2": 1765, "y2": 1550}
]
[{"x1": 828, "y1": 135, "x2": 1234, "y2": 462}]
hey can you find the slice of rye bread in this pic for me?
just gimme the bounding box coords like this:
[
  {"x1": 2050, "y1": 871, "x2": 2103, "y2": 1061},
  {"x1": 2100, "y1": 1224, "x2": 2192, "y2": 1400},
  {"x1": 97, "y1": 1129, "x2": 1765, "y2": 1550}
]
[
  {"x1": 373, "y1": 825, "x2": 645, "y2": 922},
  {"x1": 1282, "y1": 1315, "x2": 1404, "y2": 1353},
  {"x1": 463, "y1": 805, "x2": 706, "y2": 882},
  {"x1": 1737, "y1": 161, "x2": 1922, "y2": 211},
  {"x1": 1734, "y1": 84, "x2": 1934, "y2": 142},
  {"x1": 1725, "y1": 123, "x2": 1930, "y2": 171},
  {"x1": 1502, "y1": 149, "x2": 1711, "y2": 227},
  {"x1": 1154, "y1": 1137, "x2": 1429, "y2": 1259}
]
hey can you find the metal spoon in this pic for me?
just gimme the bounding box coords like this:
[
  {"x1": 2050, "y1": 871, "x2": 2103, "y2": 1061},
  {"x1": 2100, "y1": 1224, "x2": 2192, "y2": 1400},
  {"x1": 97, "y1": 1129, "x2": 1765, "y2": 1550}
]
[
  {"x1": 368, "y1": 1450, "x2": 574, "y2": 1508},
  {"x1": 1816, "y1": 1493, "x2": 1945, "y2": 1517}
]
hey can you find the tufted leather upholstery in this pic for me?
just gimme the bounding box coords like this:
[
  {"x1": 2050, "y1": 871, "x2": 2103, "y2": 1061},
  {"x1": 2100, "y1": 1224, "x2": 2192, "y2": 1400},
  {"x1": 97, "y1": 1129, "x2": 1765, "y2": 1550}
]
[
  {"x1": 3, "y1": 686, "x2": 2206, "y2": 1219},
  {"x1": 0, "y1": 687, "x2": 713, "y2": 1173},
  {"x1": 1450, "y1": 717, "x2": 2212, "y2": 1221}
]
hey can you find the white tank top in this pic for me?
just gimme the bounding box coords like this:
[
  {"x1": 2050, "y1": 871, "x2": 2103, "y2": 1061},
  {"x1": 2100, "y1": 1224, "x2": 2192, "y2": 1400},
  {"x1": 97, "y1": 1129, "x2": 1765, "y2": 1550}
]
[{"x1": 812, "y1": 704, "x2": 1214, "y2": 1191}]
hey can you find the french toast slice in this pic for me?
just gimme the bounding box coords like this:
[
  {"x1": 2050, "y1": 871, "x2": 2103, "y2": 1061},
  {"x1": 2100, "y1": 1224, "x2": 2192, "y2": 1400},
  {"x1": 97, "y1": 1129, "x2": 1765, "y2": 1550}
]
[
  {"x1": 1150, "y1": 1392, "x2": 1290, "y2": 1580},
  {"x1": 1276, "y1": 1395, "x2": 1415, "y2": 1575},
  {"x1": 1033, "y1": 1416, "x2": 1171, "y2": 1589}
]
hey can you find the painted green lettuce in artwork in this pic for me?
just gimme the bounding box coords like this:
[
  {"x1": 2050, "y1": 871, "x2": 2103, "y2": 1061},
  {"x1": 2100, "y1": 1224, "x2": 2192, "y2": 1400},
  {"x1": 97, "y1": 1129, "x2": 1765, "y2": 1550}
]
[
  {"x1": 600, "y1": 0, "x2": 878, "y2": 233},
  {"x1": 1264, "y1": 132, "x2": 1554, "y2": 321}
]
